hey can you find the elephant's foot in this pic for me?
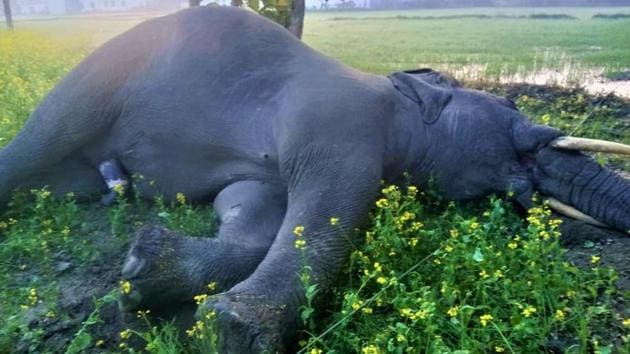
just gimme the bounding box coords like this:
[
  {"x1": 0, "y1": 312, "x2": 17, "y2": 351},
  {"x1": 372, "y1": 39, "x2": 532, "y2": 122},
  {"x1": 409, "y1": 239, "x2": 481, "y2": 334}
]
[
  {"x1": 200, "y1": 293, "x2": 289, "y2": 354},
  {"x1": 118, "y1": 226, "x2": 268, "y2": 313},
  {"x1": 119, "y1": 226, "x2": 198, "y2": 311}
]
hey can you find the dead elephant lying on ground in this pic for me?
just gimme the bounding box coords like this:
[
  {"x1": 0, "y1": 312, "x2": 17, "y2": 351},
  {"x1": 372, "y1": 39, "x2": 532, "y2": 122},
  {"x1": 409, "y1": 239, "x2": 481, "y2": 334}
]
[{"x1": 0, "y1": 6, "x2": 628, "y2": 353}]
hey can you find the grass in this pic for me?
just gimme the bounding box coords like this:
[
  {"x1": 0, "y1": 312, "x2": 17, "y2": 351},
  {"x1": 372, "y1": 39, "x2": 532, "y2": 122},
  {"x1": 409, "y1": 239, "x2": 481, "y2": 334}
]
[
  {"x1": 0, "y1": 7, "x2": 629, "y2": 353},
  {"x1": 304, "y1": 8, "x2": 630, "y2": 77}
]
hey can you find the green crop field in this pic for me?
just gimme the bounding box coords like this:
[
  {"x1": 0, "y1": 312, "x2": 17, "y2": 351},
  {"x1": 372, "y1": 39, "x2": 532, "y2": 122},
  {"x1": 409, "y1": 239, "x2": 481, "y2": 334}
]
[
  {"x1": 305, "y1": 7, "x2": 630, "y2": 78},
  {"x1": 0, "y1": 6, "x2": 629, "y2": 354}
]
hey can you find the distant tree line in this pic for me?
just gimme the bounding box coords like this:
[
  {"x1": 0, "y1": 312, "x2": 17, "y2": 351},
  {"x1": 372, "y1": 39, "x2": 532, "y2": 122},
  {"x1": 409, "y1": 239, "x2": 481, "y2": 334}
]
[{"x1": 368, "y1": 0, "x2": 630, "y2": 8}]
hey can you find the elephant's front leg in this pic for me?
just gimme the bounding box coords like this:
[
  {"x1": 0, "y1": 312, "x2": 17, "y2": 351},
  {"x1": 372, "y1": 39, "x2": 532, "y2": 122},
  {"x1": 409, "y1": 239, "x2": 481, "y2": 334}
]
[
  {"x1": 119, "y1": 180, "x2": 286, "y2": 311},
  {"x1": 203, "y1": 151, "x2": 383, "y2": 353}
]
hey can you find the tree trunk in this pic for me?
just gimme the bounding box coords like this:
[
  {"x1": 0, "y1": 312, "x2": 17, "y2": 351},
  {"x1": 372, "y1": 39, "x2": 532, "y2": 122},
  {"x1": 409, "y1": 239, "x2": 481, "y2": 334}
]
[
  {"x1": 2, "y1": 0, "x2": 13, "y2": 30},
  {"x1": 287, "y1": 0, "x2": 304, "y2": 39},
  {"x1": 189, "y1": 0, "x2": 201, "y2": 6}
]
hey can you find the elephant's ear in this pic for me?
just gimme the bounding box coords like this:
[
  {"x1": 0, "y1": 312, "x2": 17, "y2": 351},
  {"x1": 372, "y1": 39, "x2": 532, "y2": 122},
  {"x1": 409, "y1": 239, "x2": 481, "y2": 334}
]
[{"x1": 388, "y1": 72, "x2": 453, "y2": 124}]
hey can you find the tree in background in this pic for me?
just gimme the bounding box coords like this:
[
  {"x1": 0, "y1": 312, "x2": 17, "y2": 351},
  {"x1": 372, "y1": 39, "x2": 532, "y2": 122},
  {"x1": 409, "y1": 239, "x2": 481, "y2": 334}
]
[
  {"x1": 190, "y1": 0, "x2": 304, "y2": 39},
  {"x1": 2, "y1": 0, "x2": 13, "y2": 30}
]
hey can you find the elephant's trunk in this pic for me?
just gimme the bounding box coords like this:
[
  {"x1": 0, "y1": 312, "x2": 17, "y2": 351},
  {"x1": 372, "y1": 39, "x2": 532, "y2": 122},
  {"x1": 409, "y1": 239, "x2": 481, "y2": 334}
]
[{"x1": 534, "y1": 146, "x2": 630, "y2": 232}]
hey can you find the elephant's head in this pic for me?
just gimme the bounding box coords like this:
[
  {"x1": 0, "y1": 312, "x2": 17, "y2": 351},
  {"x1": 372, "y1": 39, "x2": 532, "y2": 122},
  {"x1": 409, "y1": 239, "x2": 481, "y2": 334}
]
[{"x1": 390, "y1": 69, "x2": 630, "y2": 232}]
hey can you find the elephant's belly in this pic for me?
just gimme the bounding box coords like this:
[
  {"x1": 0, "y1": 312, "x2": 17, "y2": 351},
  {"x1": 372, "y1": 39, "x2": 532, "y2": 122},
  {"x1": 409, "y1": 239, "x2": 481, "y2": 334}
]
[{"x1": 117, "y1": 148, "x2": 279, "y2": 203}]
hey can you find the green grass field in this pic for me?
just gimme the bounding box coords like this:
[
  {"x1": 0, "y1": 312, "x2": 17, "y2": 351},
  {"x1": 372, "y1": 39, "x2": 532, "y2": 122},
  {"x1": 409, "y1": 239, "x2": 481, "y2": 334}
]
[
  {"x1": 304, "y1": 7, "x2": 630, "y2": 77},
  {"x1": 1, "y1": 6, "x2": 629, "y2": 354},
  {"x1": 7, "y1": 6, "x2": 630, "y2": 78}
]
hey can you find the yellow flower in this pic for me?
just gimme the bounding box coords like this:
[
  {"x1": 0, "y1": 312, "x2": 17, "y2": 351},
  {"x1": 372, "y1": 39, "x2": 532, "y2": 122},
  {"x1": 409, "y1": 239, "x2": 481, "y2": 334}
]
[
  {"x1": 295, "y1": 239, "x2": 307, "y2": 249},
  {"x1": 554, "y1": 309, "x2": 566, "y2": 321},
  {"x1": 330, "y1": 217, "x2": 339, "y2": 226},
  {"x1": 113, "y1": 183, "x2": 125, "y2": 196},
  {"x1": 28, "y1": 288, "x2": 38, "y2": 305},
  {"x1": 176, "y1": 192, "x2": 186, "y2": 205},
  {"x1": 293, "y1": 225, "x2": 305, "y2": 237},
  {"x1": 444, "y1": 245, "x2": 453, "y2": 253},
  {"x1": 508, "y1": 242, "x2": 518, "y2": 250},
  {"x1": 494, "y1": 270, "x2": 504, "y2": 278},
  {"x1": 415, "y1": 309, "x2": 429, "y2": 320},
  {"x1": 376, "y1": 276, "x2": 387, "y2": 285},
  {"x1": 119, "y1": 280, "x2": 132, "y2": 295},
  {"x1": 410, "y1": 221, "x2": 423, "y2": 231},
  {"x1": 479, "y1": 314, "x2": 493, "y2": 327},
  {"x1": 205, "y1": 310, "x2": 217, "y2": 320},
  {"x1": 622, "y1": 318, "x2": 630, "y2": 327},
  {"x1": 351, "y1": 300, "x2": 363, "y2": 311},
  {"x1": 362, "y1": 344, "x2": 380, "y2": 354},
  {"x1": 95, "y1": 339, "x2": 105, "y2": 347},
  {"x1": 186, "y1": 319, "x2": 206, "y2": 338},
  {"x1": 310, "y1": 349, "x2": 323, "y2": 354},
  {"x1": 407, "y1": 185, "x2": 418, "y2": 196},
  {"x1": 495, "y1": 346, "x2": 505, "y2": 353},
  {"x1": 381, "y1": 185, "x2": 398, "y2": 195},
  {"x1": 194, "y1": 294, "x2": 208, "y2": 305},
  {"x1": 591, "y1": 255, "x2": 600, "y2": 265},
  {"x1": 522, "y1": 306, "x2": 537, "y2": 317},
  {"x1": 396, "y1": 334, "x2": 405, "y2": 342},
  {"x1": 449, "y1": 229, "x2": 459, "y2": 238},
  {"x1": 361, "y1": 307, "x2": 373, "y2": 314},
  {"x1": 207, "y1": 282, "x2": 217, "y2": 291},
  {"x1": 541, "y1": 113, "x2": 551, "y2": 125},
  {"x1": 479, "y1": 270, "x2": 489, "y2": 279},
  {"x1": 400, "y1": 308, "x2": 413, "y2": 318},
  {"x1": 375, "y1": 198, "x2": 389, "y2": 208},
  {"x1": 409, "y1": 238, "x2": 419, "y2": 247},
  {"x1": 119, "y1": 329, "x2": 132, "y2": 340},
  {"x1": 373, "y1": 262, "x2": 382, "y2": 272},
  {"x1": 447, "y1": 306, "x2": 459, "y2": 317}
]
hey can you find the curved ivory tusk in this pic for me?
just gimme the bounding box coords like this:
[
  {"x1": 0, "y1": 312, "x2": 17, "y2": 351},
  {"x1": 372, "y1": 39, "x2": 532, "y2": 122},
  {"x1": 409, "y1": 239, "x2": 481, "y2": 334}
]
[
  {"x1": 546, "y1": 197, "x2": 607, "y2": 228},
  {"x1": 551, "y1": 137, "x2": 630, "y2": 155}
]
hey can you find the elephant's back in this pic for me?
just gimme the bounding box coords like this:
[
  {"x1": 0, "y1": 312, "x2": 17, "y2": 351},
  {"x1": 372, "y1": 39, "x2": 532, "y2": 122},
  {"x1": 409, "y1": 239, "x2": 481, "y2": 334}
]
[{"x1": 113, "y1": 9, "x2": 302, "y2": 155}]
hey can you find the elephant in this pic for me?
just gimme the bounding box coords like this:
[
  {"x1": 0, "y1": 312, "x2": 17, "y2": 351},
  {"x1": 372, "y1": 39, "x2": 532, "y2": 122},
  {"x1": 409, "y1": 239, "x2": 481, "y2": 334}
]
[{"x1": 1, "y1": 5, "x2": 629, "y2": 353}]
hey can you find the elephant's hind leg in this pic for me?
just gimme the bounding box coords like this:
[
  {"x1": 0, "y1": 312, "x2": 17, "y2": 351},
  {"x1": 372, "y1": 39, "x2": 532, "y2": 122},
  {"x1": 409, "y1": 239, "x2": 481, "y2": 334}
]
[
  {"x1": 18, "y1": 156, "x2": 107, "y2": 202},
  {"x1": 119, "y1": 180, "x2": 287, "y2": 311}
]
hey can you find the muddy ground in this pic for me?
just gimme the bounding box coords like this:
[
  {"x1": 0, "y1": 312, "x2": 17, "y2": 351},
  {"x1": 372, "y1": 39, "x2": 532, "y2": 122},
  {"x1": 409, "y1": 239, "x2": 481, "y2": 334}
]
[{"x1": 9, "y1": 83, "x2": 630, "y2": 353}]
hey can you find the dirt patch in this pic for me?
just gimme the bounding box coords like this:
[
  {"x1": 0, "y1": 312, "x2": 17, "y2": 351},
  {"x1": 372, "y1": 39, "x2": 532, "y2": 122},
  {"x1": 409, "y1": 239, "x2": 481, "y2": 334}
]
[
  {"x1": 560, "y1": 220, "x2": 630, "y2": 291},
  {"x1": 443, "y1": 64, "x2": 630, "y2": 99}
]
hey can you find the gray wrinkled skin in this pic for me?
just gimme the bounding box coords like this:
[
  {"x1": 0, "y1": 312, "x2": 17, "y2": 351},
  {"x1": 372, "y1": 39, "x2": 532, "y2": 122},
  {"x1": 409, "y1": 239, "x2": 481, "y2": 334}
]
[{"x1": 0, "y1": 7, "x2": 628, "y2": 353}]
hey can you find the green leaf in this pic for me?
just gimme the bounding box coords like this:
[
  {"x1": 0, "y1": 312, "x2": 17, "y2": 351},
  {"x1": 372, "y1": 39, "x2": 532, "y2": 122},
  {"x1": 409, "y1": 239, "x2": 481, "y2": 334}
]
[
  {"x1": 597, "y1": 345, "x2": 613, "y2": 354},
  {"x1": 66, "y1": 332, "x2": 92, "y2": 354},
  {"x1": 472, "y1": 248, "x2": 484, "y2": 262}
]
